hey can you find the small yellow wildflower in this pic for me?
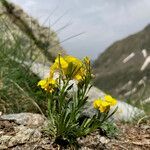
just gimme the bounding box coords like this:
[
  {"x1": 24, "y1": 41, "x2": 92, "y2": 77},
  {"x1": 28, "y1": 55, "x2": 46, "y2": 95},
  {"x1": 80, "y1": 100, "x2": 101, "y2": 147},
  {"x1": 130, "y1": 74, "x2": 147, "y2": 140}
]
[
  {"x1": 38, "y1": 78, "x2": 57, "y2": 93},
  {"x1": 82, "y1": 57, "x2": 92, "y2": 78},
  {"x1": 98, "y1": 101, "x2": 110, "y2": 112},
  {"x1": 65, "y1": 55, "x2": 82, "y2": 65},
  {"x1": 55, "y1": 56, "x2": 68, "y2": 69},
  {"x1": 93, "y1": 99, "x2": 102, "y2": 109},
  {"x1": 38, "y1": 79, "x2": 47, "y2": 89},
  {"x1": 104, "y1": 95, "x2": 117, "y2": 106},
  {"x1": 50, "y1": 56, "x2": 68, "y2": 78},
  {"x1": 74, "y1": 74, "x2": 82, "y2": 81},
  {"x1": 50, "y1": 55, "x2": 88, "y2": 81},
  {"x1": 93, "y1": 95, "x2": 117, "y2": 113},
  {"x1": 93, "y1": 99, "x2": 110, "y2": 112},
  {"x1": 65, "y1": 56, "x2": 83, "y2": 80}
]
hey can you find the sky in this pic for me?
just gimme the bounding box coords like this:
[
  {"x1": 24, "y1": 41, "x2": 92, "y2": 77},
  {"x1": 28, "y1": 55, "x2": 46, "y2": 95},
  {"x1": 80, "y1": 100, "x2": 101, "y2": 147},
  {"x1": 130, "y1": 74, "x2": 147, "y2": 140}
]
[{"x1": 10, "y1": 0, "x2": 150, "y2": 60}]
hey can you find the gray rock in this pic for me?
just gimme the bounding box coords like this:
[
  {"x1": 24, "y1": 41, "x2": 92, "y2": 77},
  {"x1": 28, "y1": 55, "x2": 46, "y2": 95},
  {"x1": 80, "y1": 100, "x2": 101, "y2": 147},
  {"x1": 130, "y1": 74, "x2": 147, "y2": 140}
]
[
  {"x1": 86, "y1": 86, "x2": 145, "y2": 121},
  {"x1": 17, "y1": 61, "x2": 145, "y2": 121},
  {"x1": 0, "y1": 135, "x2": 12, "y2": 146},
  {"x1": 0, "y1": 145, "x2": 8, "y2": 150},
  {"x1": 0, "y1": 124, "x2": 42, "y2": 149},
  {"x1": 99, "y1": 137, "x2": 110, "y2": 144},
  {"x1": 1, "y1": 113, "x2": 46, "y2": 127}
]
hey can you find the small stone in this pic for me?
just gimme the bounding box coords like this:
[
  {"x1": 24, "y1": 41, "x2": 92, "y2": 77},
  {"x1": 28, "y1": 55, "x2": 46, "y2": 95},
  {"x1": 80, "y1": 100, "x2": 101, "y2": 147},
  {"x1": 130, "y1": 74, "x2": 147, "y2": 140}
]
[
  {"x1": 141, "y1": 125, "x2": 150, "y2": 130},
  {"x1": 0, "y1": 145, "x2": 8, "y2": 150},
  {"x1": 0, "y1": 130, "x2": 4, "y2": 135},
  {"x1": 8, "y1": 126, "x2": 34, "y2": 147},
  {"x1": 0, "y1": 135, "x2": 12, "y2": 145},
  {"x1": 99, "y1": 136, "x2": 110, "y2": 144}
]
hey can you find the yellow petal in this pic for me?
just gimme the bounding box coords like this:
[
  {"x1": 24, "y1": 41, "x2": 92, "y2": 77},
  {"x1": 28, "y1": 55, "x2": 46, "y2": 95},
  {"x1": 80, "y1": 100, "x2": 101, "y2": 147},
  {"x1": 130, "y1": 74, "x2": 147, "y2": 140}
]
[
  {"x1": 55, "y1": 56, "x2": 68, "y2": 69},
  {"x1": 74, "y1": 74, "x2": 82, "y2": 81},
  {"x1": 93, "y1": 99, "x2": 101, "y2": 109},
  {"x1": 104, "y1": 95, "x2": 117, "y2": 106},
  {"x1": 37, "y1": 79, "x2": 47, "y2": 89},
  {"x1": 99, "y1": 101, "x2": 110, "y2": 112},
  {"x1": 49, "y1": 78, "x2": 56, "y2": 85},
  {"x1": 93, "y1": 99, "x2": 111, "y2": 112},
  {"x1": 38, "y1": 78, "x2": 57, "y2": 93}
]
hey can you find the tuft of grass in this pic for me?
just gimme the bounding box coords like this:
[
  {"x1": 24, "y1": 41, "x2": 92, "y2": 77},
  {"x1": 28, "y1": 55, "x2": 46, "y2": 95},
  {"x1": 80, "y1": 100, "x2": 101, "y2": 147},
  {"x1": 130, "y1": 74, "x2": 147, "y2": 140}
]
[
  {"x1": 0, "y1": 60, "x2": 47, "y2": 113},
  {"x1": 0, "y1": 12, "x2": 48, "y2": 114},
  {"x1": 100, "y1": 121, "x2": 119, "y2": 138}
]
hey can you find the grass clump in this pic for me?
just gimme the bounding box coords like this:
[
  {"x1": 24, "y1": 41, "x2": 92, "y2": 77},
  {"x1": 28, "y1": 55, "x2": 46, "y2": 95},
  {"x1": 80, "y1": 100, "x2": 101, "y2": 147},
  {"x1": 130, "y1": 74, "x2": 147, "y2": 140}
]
[
  {"x1": 0, "y1": 14, "x2": 48, "y2": 113},
  {"x1": 0, "y1": 48, "x2": 47, "y2": 113}
]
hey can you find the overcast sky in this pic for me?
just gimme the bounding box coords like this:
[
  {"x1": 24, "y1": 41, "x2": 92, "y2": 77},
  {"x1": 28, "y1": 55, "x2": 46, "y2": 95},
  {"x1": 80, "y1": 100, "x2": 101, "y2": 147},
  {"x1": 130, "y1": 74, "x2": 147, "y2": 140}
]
[{"x1": 10, "y1": 0, "x2": 150, "y2": 60}]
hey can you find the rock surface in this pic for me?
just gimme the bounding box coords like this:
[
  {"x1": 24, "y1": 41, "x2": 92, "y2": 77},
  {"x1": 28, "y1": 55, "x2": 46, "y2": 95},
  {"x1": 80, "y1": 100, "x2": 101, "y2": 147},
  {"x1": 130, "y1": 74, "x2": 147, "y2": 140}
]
[
  {"x1": 1, "y1": 113, "x2": 46, "y2": 127},
  {"x1": 0, "y1": 113, "x2": 149, "y2": 150},
  {"x1": 0, "y1": 0, "x2": 65, "y2": 63},
  {"x1": 0, "y1": 115, "x2": 50, "y2": 149},
  {"x1": 84, "y1": 86, "x2": 144, "y2": 121}
]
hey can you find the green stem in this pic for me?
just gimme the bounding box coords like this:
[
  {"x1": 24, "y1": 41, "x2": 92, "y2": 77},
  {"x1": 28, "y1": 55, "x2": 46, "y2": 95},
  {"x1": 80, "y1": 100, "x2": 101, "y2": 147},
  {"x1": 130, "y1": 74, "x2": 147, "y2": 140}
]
[
  {"x1": 58, "y1": 79, "x2": 70, "y2": 113},
  {"x1": 48, "y1": 94, "x2": 52, "y2": 116}
]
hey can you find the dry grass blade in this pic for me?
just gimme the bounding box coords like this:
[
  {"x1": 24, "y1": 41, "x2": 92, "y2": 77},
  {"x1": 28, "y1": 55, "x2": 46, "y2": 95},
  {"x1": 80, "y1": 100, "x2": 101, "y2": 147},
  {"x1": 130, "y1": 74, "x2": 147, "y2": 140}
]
[{"x1": 8, "y1": 79, "x2": 45, "y2": 117}]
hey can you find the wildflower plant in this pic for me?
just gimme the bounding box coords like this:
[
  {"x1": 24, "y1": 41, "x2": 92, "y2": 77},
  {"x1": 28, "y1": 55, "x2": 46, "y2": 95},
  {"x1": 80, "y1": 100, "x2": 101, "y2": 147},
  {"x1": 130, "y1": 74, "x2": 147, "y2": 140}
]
[{"x1": 38, "y1": 54, "x2": 118, "y2": 146}]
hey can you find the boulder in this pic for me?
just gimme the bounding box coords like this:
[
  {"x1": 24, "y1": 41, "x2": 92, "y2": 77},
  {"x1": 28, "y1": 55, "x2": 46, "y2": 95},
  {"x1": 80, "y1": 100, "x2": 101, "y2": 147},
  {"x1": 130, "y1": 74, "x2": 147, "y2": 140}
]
[
  {"x1": 1, "y1": 113, "x2": 46, "y2": 127},
  {"x1": 0, "y1": 0, "x2": 65, "y2": 63},
  {"x1": 26, "y1": 62, "x2": 145, "y2": 121},
  {"x1": 85, "y1": 86, "x2": 144, "y2": 121}
]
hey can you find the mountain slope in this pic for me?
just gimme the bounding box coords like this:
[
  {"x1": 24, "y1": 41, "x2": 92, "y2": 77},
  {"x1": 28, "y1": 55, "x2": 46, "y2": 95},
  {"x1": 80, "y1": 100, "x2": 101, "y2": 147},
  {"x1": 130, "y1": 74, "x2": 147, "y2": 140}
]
[
  {"x1": 0, "y1": 0, "x2": 65, "y2": 113},
  {"x1": 0, "y1": 0, "x2": 65, "y2": 62},
  {"x1": 93, "y1": 25, "x2": 150, "y2": 102}
]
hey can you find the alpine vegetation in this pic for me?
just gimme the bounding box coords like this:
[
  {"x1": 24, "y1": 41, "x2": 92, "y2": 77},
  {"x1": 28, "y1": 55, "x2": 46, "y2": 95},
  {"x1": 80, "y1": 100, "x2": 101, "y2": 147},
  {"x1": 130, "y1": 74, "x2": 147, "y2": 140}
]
[{"x1": 38, "y1": 54, "x2": 118, "y2": 147}]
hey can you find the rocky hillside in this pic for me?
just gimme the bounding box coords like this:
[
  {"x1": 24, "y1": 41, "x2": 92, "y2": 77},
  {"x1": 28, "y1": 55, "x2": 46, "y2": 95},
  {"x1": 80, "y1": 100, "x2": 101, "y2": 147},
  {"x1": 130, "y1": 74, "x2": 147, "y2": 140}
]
[
  {"x1": 0, "y1": 0, "x2": 65, "y2": 113},
  {"x1": 0, "y1": 0, "x2": 65, "y2": 63},
  {"x1": 93, "y1": 25, "x2": 150, "y2": 102}
]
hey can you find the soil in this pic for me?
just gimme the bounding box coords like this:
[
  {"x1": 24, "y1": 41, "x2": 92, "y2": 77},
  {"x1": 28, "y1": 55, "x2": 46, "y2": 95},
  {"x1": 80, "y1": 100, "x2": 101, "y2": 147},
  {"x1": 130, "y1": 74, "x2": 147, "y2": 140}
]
[
  {"x1": 106, "y1": 121, "x2": 150, "y2": 150},
  {"x1": 0, "y1": 119, "x2": 150, "y2": 150}
]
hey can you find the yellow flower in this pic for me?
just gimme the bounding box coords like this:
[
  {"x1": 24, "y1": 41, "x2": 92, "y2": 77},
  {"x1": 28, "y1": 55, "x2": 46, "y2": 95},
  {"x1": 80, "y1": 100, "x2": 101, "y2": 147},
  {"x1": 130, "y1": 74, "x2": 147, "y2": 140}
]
[
  {"x1": 50, "y1": 56, "x2": 68, "y2": 77},
  {"x1": 93, "y1": 95, "x2": 117, "y2": 113},
  {"x1": 38, "y1": 78, "x2": 57, "y2": 93},
  {"x1": 50, "y1": 55, "x2": 86, "y2": 81},
  {"x1": 83, "y1": 56, "x2": 92, "y2": 77},
  {"x1": 74, "y1": 74, "x2": 82, "y2": 81},
  {"x1": 104, "y1": 95, "x2": 117, "y2": 106},
  {"x1": 93, "y1": 99, "x2": 102, "y2": 109},
  {"x1": 65, "y1": 55, "x2": 82, "y2": 68},
  {"x1": 93, "y1": 99, "x2": 110, "y2": 112},
  {"x1": 55, "y1": 56, "x2": 68, "y2": 69},
  {"x1": 38, "y1": 79, "x2": 47, "y2": 89},
  {"x1": 98, "y1": 101, "x2": 110, "y2": 112},
  {"x1": 66, "y1": 56, "x2": 83, "y2": 69}
]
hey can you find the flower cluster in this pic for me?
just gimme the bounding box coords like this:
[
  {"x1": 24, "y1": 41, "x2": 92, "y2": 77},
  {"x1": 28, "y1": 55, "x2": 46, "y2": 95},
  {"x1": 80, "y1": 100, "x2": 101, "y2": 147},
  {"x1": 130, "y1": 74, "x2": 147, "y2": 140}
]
[
  {"x1": 37, "y1": 78, "x2": 56, "y2": 93},
  {"x1": 37, "y1": 54, "x2": 118, "y2": 147},
  {"x1": 93, "y1": 95, "x2": 117, "y2": 112},
  {"x1": 38, "y1": 55, "x2": 91, "y2": 93},
  {"x1": 50, "y1": 55, "x2": 89, "y2": 80}
]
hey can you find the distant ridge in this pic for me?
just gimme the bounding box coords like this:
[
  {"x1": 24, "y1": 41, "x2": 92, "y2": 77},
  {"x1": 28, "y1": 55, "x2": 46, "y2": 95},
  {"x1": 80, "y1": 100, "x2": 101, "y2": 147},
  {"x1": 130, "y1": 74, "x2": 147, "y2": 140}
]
[{"x1": 93, "y1": 24, "x2": 150, "y2": 100}]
